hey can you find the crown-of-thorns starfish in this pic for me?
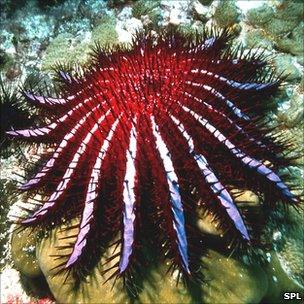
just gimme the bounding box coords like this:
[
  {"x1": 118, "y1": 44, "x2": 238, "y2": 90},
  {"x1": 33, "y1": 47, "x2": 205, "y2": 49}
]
[{"x1": 8, "y1": 29, "x2": 299, "y2": 282}]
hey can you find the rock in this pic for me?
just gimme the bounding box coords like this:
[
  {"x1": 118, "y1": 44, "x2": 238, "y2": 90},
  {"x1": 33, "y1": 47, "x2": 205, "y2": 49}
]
[
  {"x1": 192, "y1": 1, "x2": 210, "y2": 22},
  {"x1": 213, "y1": 0, "x2": 240, "y2": 28},
  {"x1": 161, "y1": 0, "x2": 192, "y2": 27}
]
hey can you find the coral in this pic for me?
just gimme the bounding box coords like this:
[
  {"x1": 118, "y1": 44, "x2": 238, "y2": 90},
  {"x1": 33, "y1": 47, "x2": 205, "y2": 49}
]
[
  {"x1": 201, "y1": 250, "x2": 268, "y2": 303},
  {"x1": 277, "y1": 91, "x2": 304, "y2": 130},
  {"x1": 1, "y1": 1, "x2": 302, "y2": 302},
  {"x1": 276, "y1": 21, "x2": 304, "y2": 60},
  {"x1": 274, "y1": 54, "x2": 302, "y2": 83},
  {"x1": 91, "y1": 14, "x2": 118, "y2": 46},
  {"x1": 0, "y1": 179, "x2": 14, "y2": 266},
  {"x1": 259, "y1": 250, "x2": 303, "y2": 303},
  {"x1": 41, "y1": 33, "x2": 91, "y2": 71},
  {"x1": 244, "y1": 29, "x2": 274, "y2": 51},
  {"x1": 161, "y1": 0, "x2": 192, "y2": 27},
  {"x1": 132, "y1": 0, "x2": 162, "y2": 26},
  {"x1": 10, "y1": 219, "x2": 304, "y2": 303},
  {"x1": 11, "y1": 227, "x2": 42, "y2": 278},
  {"x1": 42, "y1": 13, "x2": 118, "y2": 72},
  {"x1": 0, "y1": 0, "x2": 27, "y2": 18},
  {"x1": 176, "y1": 23, "x2": 198, "y2": 37},
  {"x1": 0, "y1": 267, "x2": 31, "y2": 303},
  {"x1": 246, "y1": 4, "x2": 275, "y2": 28},
  {"x1": 246, "y1": 1, "x2": 304, "y2": 62},
  {"x1": 213, "y1": 0, "x2": 240, "y2": 28},
  {"x1": 192, "y1": 1, "x2": 210, "y2": 23},
  {"x1": 278, "y1": 210, "x2": 304, "y2": 286}
]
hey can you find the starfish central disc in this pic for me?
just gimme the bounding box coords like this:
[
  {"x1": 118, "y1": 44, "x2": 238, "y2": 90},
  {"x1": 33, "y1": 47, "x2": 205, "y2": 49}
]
[{"x1": 97, "y1": 47, "x2": 187, "y2": 116}]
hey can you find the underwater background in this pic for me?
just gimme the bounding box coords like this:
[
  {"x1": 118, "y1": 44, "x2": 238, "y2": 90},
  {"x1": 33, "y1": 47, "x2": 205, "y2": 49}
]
[{"x1": 0, "y1": 0, "x2": 303, "y2": 303}]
